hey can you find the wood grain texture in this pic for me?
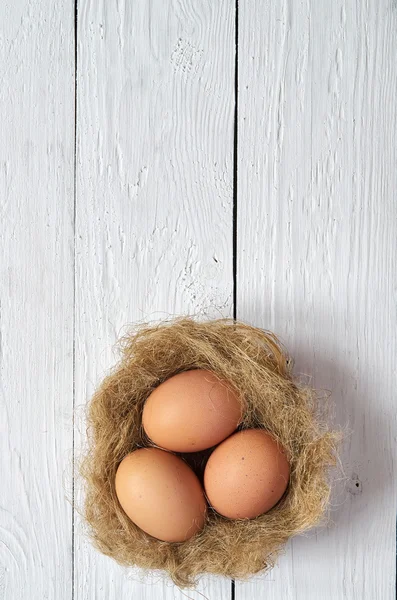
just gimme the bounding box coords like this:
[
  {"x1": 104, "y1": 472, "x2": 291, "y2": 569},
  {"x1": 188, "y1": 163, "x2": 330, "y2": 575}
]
[
  {"x1": 0, "y1": 2, "x2": 75, "y2": 600},
  {"x1": 3, "y1": 1, "x2": 396, "y2": 598},
  {"x1": 236, "y1": 1, "x2": 397, "y2": 599},
  {"x1": 74, "y1": 0, "x2": 234, "y2": 598}
]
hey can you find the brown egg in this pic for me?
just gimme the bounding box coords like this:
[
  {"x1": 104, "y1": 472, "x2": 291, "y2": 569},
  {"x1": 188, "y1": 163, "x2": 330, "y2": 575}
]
[
  {"x1": 142, "y1": 370, "x2": 242, "y2": 452},
  {"x1": 204, "y1": 429, "x2": 290, "y2": 519},
  {"x1": 115, "y1": 448, "x2": 207, "y2": 542}
]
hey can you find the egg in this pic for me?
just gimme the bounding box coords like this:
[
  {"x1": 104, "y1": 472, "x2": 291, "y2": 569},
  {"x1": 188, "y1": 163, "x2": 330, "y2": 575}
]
[
  {"x1": 204, "y1": 429, "x2": 290, "y2": 519},
  {"x1": 142, "y1": 369, "x2": 242, "y2": 452},
  {"x1": 115, "y1": 448, "x2": 207, "y2": 542}
]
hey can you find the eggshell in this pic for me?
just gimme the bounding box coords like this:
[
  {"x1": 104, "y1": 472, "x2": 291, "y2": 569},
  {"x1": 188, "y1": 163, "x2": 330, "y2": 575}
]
[
  {"x1": 115, "y1": 448, "x2": 207, "y2": 542},
  {"x1": 142, "y1": 369, "x2": 242, "y2": 452},
  {"x1": 204, "y1": 429, "x2": 290, "y2": 519}
]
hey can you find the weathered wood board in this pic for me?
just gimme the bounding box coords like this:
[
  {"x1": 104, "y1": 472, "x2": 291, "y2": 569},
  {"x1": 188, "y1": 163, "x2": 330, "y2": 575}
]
[
  {"x1": 74, "y1": 1, "x2": 235, "y2": 599},
  {"x1": 236, "y1": 1, "x2": 397, "y2": 598},
  {"x1": 0, "y1": 1, "x2": 75, "y2": 599}
]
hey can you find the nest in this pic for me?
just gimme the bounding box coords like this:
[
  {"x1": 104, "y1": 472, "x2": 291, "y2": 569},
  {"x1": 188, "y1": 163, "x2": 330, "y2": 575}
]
[{"x1": 80, "y1": 318, "x2": 338, "y2": 587}]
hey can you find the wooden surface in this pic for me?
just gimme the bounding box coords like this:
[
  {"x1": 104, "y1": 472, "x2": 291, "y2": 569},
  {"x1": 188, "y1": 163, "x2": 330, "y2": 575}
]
[
  {"x1": 1, "y1": 1, "x2": 396, "y2": 599},
  {"x1": 236, "y1": 2, "x2": 397, "y2": 599},
  {"x1": 74, "y1": 1, "x2": 234, "y2": 599},
  {"x1": 0, "y1": 1, "x2": 75, "y2": 600}
]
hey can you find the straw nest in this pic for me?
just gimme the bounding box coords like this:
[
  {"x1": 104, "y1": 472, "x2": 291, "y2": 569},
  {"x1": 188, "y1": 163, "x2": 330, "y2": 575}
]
[{"x1": 80, "y1": 318, "x2": 338, "y2": 587}]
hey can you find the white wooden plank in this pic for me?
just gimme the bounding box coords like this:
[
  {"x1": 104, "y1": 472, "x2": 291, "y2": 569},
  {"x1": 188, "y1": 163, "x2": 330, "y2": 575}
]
[
  {"x1": 236, "y1": 1, "x2": 397, "y2": 599},
  {"x1": 0, "y1": 2, "x2": 75, "y2": 600},
  {"x1": 74, "y1": 0, "x2": 235, "y2": 598}
]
